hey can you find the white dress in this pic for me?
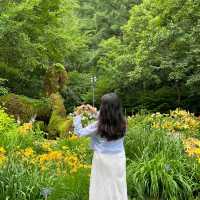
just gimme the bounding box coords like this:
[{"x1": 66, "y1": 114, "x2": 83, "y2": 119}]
[
  {"x1": 89, "y1": 151, "x2": 128, "y2": 200},
  {"x1": 73, "y1": 115, "x2": 128, "y2": 200}
]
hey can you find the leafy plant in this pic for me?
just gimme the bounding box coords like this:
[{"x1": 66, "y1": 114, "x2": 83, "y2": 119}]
[
  {"x1": 127, "y1": 154, "x2": 194, "y2": 200},
  {"x1": 48, "y1": 169, "x2": 90, "y2": 200},
  {"x1": 0, "y1": 154, "x2": 53, "y2": 200},
  {"x1": 0, "y1": 108, "x2": 19, "y2": 150}
]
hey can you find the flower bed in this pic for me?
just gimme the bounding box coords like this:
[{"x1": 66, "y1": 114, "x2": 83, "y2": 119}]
[{"x1": 0, "y1": 107, "x2": 200, "y2": 199}]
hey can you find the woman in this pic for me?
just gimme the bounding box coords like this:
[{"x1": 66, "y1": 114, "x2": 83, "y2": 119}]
[{"x1": 73, "y1": 93, "x2": 128, "y2": 200}]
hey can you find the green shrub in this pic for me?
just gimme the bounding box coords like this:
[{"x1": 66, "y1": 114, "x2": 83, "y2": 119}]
[
  {"x1": 0, "y1": 87, "x2": 8, "y2": 96},
  {"x1": 47, "y1": 111, "x2": 73, "y2": 138},
  {"x1": 0, "y1": 108, "x2": 18, "y2": 150}
]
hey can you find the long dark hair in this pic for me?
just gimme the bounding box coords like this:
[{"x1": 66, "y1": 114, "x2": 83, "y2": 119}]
[{"x1": 97, "y1": 93, "x2": 126, "y2": 141}]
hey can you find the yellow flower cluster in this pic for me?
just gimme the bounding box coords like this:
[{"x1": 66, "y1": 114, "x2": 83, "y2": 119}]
[
  {"x1": 16, "y1": 144, "x2": 90, "y2": 175},
  {"x1": 41, "y1": 141, "x2": 52, "y2": 152},
  {"x1": 0, "y1": 146, "x2": 6, "y2": 166},
  {"x1": 151, "y1": 108, "x2": 200, "y2": 134},
  {"x1": 34, "y1": 140, "x2": 57, "y2": 152},
  {"x1": 170, "y1": 108, "x2": 199, "y2": 129},
  {"x1": 0, "y1": 147, "x2": 6, "y2": 154},
  {"x1": 16, "y1": 147, "x2": 34, "y2": 162},
  {"x1": 23, "y1": 147, "x2": 34, "y2": 157},
  {"x1": 68, "y1": 133, "x2": 79, "y2": 141},
  {"x1": 183, "y1": 138, "x2": 200, "y2": 163},
  {"x1": 18, "y1": 123, "x2": 33, "y2": 135},
  {"x1": 38, "y1": 150, "x2": 63, "y2": 164},
  {"x1": 170, "y1": 109, "x2": 190, "y2": 118},
  {"x1": 38, "y1": 150, "x2": 90, "y2": 173}
]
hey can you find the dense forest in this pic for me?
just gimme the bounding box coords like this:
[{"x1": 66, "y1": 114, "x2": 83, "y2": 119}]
[{"x1": 0, "y1": 0, "x2": 200, "y2": 114}]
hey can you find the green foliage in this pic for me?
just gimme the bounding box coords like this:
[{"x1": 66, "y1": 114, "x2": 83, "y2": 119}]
[
  {"x1": 1, "y1": 0, "x2": 199, "y2": 113},
  {"x1": 81, "y1": 0, "x2": 200, "y2": 113},
  {"x1": 0, "y1": 154, "x2": 52, "y2": 200},
  {"x1": 78, "y1": 0, "x2": 137, "y2": 46},
  {"x1": 126, "y1": 113, "x2": 200, "y2": 199},
  {"x1": 0, "y1": 87, "x2": 8, "y2": 96},
  {"x1": 83, "y1": 37, "x2": 127, "y2": 105},
  {"x1": 123, "y1": 0, "x2": 200, "y2": 107},
  {"x1": 0, "y1": 108, "x2": 18, "y2": 150},
  {"x1": 48, "y1": 169, "x2": 90, "y2": 200},
  {"x1": 0, "y1": 78, "x2": 9, "y2": 96},
  {"x1": 33, "y1": 121, "x2": 46, "y2": 132},
  {"x1": 127, "y1": 155, "x2": 193, "y2": 200},
  {"x1": 0, "y1": 0, "x2": 87, "y2": 97},
  {"x1": 62, "y1": 71, "x2": 91, "y2": 113},
  {"x1": 75, "y1": 0, "x2": 138, "y2": 106},
  {"x1": 125, "y1": 119, "x2": 184, "y2": 162}
]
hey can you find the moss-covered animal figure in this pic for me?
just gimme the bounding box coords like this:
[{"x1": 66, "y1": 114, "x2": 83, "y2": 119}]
[
  {"x1": 43, "y1": 63, "x2": 68, "y2": 96},
  {"x1": 44, "y1": 63, "x2": 73, "y2": 138},
  {"x1": 0, "y1": 93, "x2": 51, "y2": 123},
  {"x1": 47, "y1": 93, "x2": 73, "y2": 139},
  {"x1": 0, "y1": 63, "x2": 73, "y2": 138}
]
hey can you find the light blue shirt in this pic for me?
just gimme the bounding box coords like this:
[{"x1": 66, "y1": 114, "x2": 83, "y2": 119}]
[{"x1": 73, "y1": 115, "x2": 125, "y2": 154}]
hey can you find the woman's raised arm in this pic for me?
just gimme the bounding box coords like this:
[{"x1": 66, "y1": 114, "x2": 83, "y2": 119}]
[{"x1": 73, "y1": 115, "x2": 97, "y2": 137}]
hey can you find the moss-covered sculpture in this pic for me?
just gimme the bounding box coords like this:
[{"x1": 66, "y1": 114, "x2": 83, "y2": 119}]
[
  {"x1": 0, "y1": 93, "x2": 52, "y2": 123},
  {"x1": 44, "y1": 63, "x2": 68, "y2": 96},
  {"x1": 47, "y1": 93, "x2": 73, "y2": 138},
  {"x1": 0, "y1": 63, "x2": 72, "y2": 138}
]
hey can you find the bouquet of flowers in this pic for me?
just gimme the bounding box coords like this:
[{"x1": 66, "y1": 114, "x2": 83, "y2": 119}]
[{"x1": 73, "y1": 104, "x2": 98, "y2": 126}]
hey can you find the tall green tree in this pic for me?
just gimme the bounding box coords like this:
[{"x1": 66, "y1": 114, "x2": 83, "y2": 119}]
[
  {"x1": 77, "y1": 0, "x2": 137, "y2": 68},
  {"x1": 89, "y1": 0, "x2": 200, "y2": 113},
  {"x1": 0, "y1": 0, "x2": 87, "y2": 97},
  {"x1": 123, "y1": 0, "x2": 200, "y2": 105},
  {"x1": 78, "y1": 0, "x2": 137, "y2": 41}
]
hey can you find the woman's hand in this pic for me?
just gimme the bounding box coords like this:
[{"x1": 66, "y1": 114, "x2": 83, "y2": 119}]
[{"x1": 74, "y1": 111, "x2": 82, "y2": 118}]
